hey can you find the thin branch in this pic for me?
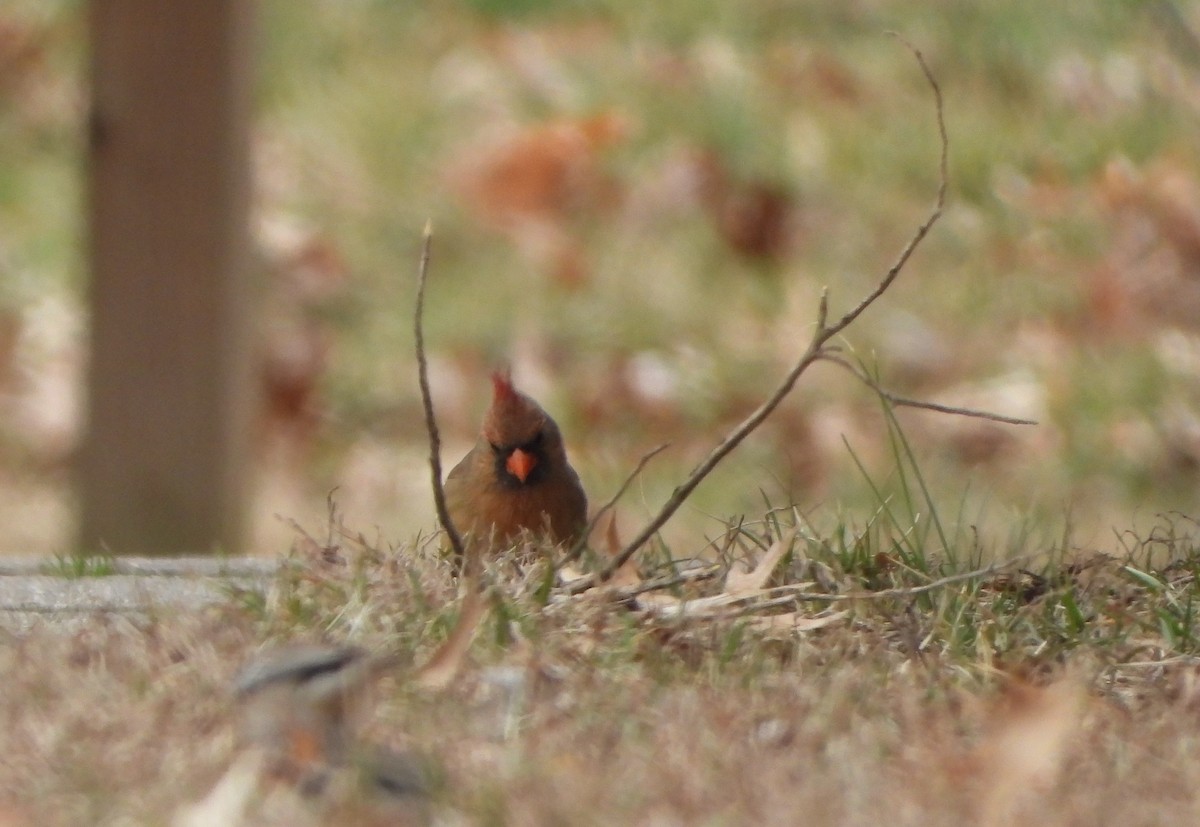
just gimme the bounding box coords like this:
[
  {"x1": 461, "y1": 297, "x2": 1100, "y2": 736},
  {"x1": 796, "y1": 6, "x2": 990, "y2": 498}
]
[
  {"x1": 816, "y1": 287, "x2": 829, "y2": 331},
  {"x1": 790, "y1": 556, "x2": 1022, "y2": 602},
  {"x1": 617, "y1": 564, "x2": 723, "y2": 598},
  {"x1": 568, "y1": 344, "x2": 827, "y2": 593},
  {"x1": 824, "y1": 35, "x2": 948, "y2": 339},
  {"x1": 553, "y1": 564, "x2": 721, "y2": 603},
  {"x1": 413, "y1": 221, "x2": 467, "y2": 562},
  {"x1": 820, "y1": 353, "x2": 1038, "y2": 426},
  {"x1": 577, "y1": 39, "x2": 950, "y2": 592},
  {"x1": 709, "y1": 594, "x2": 811, "y2": 619},
  {"x1": 557, "y1": 443, "x2": 671, "y2": 569}
]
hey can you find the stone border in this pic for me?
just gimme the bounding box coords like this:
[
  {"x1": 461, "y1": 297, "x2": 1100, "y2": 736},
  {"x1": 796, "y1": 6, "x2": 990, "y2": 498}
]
[{"x1": 0, "y1": 556, "x2": 282, "y2": 633}]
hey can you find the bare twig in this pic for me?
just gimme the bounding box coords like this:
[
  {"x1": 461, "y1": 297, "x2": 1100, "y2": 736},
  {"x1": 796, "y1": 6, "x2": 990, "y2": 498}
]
[
  {"x1": 557, "y1": 443, "x2": 670, "y2": 569},
  {"x1": 572, "y1": 38, "x2": 950, "y2": 593},
  {"x1": 555, "y1": 563, "x2": 722, "y2": 602},
  {"x1": 619, "y1": 564, "x2": 723, "y2": 598},
  {"x1": 826, "y1": 35, "x2": 947, "y2": 338},
  {"x1": 819, "y1": 353, "x2": 1038, "y2": 426},
  {"x1": 413, "y1": 221, "x2": 468, "y2": 562}
]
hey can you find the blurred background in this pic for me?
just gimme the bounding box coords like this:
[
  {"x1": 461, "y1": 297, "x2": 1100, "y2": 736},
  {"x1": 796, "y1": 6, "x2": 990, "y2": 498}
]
[{"x1": 1, "y1": 1, "x2": 1199, "y2": 557}]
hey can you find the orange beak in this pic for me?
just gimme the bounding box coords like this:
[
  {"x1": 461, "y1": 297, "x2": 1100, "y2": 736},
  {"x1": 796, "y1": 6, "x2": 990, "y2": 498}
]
[{"x1": 505, "y1": 448, "x2": 537, "y2": 483}]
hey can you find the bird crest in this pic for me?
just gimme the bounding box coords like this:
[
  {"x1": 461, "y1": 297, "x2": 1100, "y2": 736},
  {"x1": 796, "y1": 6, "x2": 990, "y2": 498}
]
[
  {"x1": 483, "y1": 370, "x2": 544, "y2": 445},
  {"x1": 490, "y1": 370, "x2": 519, "y2": 405}
]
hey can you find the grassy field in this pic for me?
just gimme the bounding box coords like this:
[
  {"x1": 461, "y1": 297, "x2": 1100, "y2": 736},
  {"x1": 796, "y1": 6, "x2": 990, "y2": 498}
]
[
  {"x1": 3, "y1": 0, "x2": 1200, "y2": 823},
  {"x1": 6, "y1": 513, "x2": 1200, "y2": 825}
]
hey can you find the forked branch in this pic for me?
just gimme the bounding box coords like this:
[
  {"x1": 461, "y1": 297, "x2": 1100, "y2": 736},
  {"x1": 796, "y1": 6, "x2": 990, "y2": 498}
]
[
  {"x1": 819, "y1": 353, "x2": 1038, "y2": 426},
  {"x1": 568, "y1": 39, "x2": 952, "y2": 593},
  {"x1": 415, "y1": 40, "x2": 1024, "y2": 599}
]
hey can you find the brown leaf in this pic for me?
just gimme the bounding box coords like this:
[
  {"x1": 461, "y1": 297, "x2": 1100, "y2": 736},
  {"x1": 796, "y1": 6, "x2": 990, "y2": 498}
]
[
  {"x1": 413, "y1": 584, "x2": 487, "y2": 691},
  {"x1": 603, "y1": 511, "x2": 642, "y2": 589},
  {"x1": 724, "y1": 531, "x2": 794, "y2": 596},
  {"x1": 742, "y1": 610, "x2": 848, "y2": 637},
  {"x1": 691, "y1": 148, "x2": 798, "y2": 261},
  {"x1": 453, "y1": 111, "x2": 628, "y2": 225},
  {"x1": 447, "y1": 111, "x2": 629, "y2": 286}
]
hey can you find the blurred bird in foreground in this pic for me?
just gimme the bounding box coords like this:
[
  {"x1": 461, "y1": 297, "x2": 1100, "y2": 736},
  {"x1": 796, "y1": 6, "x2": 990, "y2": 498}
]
[
  {"x1": 444, "y1": 371, "x2": 588, "y2": 562},
  {"x1": 226, "y1": 644, "x2": 430, "y2": 826}
]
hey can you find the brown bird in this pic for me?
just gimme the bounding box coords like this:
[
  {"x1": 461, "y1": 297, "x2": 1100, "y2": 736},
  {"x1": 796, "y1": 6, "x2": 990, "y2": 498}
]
[
  {"x1": 226, "y1": 644, "x2": 431, "y2": 825},
  {"x1": 444, "y1": 371, "x2": 588, "y2": 559},
  {"x1": 233, "y1": 645, "x2": 397, "y2": 787}
]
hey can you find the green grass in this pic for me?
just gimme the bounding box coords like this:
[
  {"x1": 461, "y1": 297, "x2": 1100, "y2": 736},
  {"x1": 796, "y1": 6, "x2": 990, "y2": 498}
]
[{"x1": 43, "y1": 550, "x2": 116, "y2": 578}]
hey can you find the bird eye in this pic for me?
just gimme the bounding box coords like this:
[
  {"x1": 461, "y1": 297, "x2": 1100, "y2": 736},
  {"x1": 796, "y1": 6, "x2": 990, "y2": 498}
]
[
  {"x1": 522, "y1": 431, "x2": 544, "y2": 452},
  {"x1": 489, "y1": 442, "x2": 504, "y2": 455}
]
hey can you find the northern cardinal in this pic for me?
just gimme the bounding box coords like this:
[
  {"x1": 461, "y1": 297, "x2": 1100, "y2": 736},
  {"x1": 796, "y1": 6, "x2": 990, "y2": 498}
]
[{"x1": 444, "y1": 372, "x2": 588, "y2": 558}]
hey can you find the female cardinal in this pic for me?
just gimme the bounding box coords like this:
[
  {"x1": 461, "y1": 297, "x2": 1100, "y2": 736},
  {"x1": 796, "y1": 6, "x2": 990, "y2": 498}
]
[{"x1": 444, "y1": 372, "x2": 587, "y2": 558}]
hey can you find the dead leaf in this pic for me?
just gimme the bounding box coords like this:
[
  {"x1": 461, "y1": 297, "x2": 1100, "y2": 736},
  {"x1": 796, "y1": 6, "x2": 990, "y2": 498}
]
[
  {"x1": 603, "y1": 511, "x2": 642, "y2": 590},
  {"x1": 448, "y1": 110, "x2": 629, "y2": 287},
  {"x1": 742, "y1": 610, "x2": 848, "y2": 636},
  {"x1": 413, "y1": 584, "x2": 487, "y2": 691},
  {"x1": 725, "y1": 531, "x2": 795, "y2": 595},
  {"x1": 692, "y1": 148, "x2": 798, "y2": 261}
]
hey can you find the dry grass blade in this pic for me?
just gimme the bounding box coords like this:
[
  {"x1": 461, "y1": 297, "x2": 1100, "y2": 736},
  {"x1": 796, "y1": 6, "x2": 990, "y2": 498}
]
[
  {"x1": 553, "y1": 563, "x2": 720, "y2": 601},
  {"x1": 742, "y1": 610, "x2": 849, "y2": 635},
  {"x1": 724, "y1": 530, "x2": 795, "y2": 595},
  {"x1": 412, "y1": 581, "x2": 487, "y2": 691},
  {"x1": 616, "y1": 564, "x2": 721, "y2": 597},
  {"x1": 633, "y1": 554, "x2": 1023, "y2": 621},
  {"x1": 792, "y1": 556, "x2": 1026, "y2": 603}
]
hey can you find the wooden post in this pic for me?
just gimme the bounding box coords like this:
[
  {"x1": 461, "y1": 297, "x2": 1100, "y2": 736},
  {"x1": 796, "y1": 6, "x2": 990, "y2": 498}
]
[{"x1": 81, "y1": 1, "x2": 257, "y2": 555}]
